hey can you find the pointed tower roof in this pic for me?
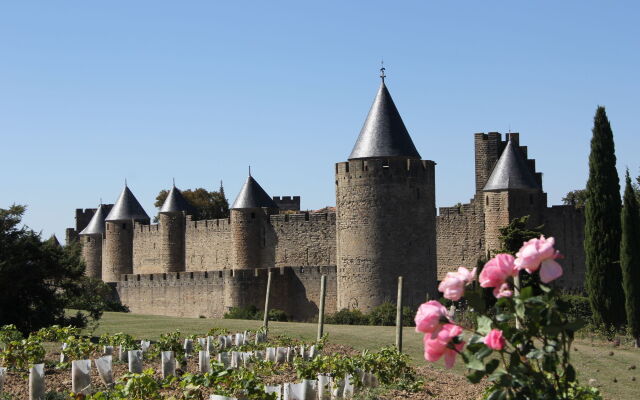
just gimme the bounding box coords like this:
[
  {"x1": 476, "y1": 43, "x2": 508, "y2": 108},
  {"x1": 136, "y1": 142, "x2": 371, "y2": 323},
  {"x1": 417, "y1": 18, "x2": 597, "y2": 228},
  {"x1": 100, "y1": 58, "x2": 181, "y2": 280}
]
[
  {"x1": 160, "y1": 185, "x2": 195, "y2": 214},
  {"x1": 105, "y1": 185, "x2": 150, "y2": 222},
  {"x1": 348, "y1": 79, "x2": 421, "y2": 160},
  {"x1": 46, "y1": 234, "x2": 61, "y2": 247},
  {"x1": 483, "y1": 139, "x2": 540, "y2": 191},
  {"x1": 80, "y1": 204, "x2": 110, "y2": 235},
  {"x1": 231, "y1": 174, "x2": 278, "y2": 210}
]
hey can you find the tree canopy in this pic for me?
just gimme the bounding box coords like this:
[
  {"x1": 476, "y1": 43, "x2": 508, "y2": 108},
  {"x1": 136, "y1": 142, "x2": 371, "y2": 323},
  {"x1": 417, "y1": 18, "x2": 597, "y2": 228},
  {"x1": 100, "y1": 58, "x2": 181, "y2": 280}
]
[
  {"x1": 0, "y1": 205, "x2": 91, "y2": 333},
  {"x1": 620, "y1": 170, "x2": 640, "y2": 346},
  {"x1": 154, "y1": 185, "x2": 229, "y2": 221}
]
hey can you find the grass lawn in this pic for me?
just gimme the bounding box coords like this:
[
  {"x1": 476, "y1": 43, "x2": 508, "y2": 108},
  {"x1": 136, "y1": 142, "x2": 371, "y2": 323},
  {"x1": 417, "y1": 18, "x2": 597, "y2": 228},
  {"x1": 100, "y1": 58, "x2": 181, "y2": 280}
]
[{"x1": 88, "y1": 311, "x2": 639, "y2": 400}]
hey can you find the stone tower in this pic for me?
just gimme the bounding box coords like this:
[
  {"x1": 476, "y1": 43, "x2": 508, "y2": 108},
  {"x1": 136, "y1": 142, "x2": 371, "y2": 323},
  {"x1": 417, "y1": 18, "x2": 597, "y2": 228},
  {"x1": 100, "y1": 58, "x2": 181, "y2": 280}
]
[
  {"x1": 102, "y1": 185, "x2": 150, "y2": 282},
  {"x1": 230, "y1": 174, "x2": 278, "y2": 269},
  {"x1": 335, "y1": 75, "x2": 437, "y2": 312},
  {"x1": 482, "y1": 133, "x2": 546, "y2": 255},
  {"x1": 79, "y1": 203, "x2": 111, "y2": 279},
  {"x1": 158, "y1": 185, "x2": 194, "y2": 272}
]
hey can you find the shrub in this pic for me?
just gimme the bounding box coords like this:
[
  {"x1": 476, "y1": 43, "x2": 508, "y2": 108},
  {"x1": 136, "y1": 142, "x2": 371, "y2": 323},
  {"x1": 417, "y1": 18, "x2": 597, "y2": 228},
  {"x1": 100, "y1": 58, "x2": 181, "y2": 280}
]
[
  {"x1": 223, "y1": 306, "x2": 289, "y2": 322},
  {"x1": 560, "y1": 294, "x2": 592, "y2": 323},
  {"x1": 325, "y1": 308, "x2": 368, "y2": 325}
]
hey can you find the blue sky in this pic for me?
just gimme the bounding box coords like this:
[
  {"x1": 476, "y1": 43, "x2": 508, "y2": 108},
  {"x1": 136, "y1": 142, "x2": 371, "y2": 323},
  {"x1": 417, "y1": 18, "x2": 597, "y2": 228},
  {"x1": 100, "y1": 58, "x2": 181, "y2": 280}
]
[{"x1": 1, "y1": 1, "x2": 638, "y2": 240}]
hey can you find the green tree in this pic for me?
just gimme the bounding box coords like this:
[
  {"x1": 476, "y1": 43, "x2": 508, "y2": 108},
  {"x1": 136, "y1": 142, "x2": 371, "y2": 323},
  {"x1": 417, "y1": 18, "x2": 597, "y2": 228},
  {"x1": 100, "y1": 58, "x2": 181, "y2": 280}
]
[
  {"x1": 154, "y1": 187, "x2": 229, "y2": 221},
  {"x1": 0, "y1": 205, "x2": 89, "y2": 334},
  {"x1": 620, "y1": 170, "x2": 640, "y2": 347},
  {"x1": 584, "y1": 106, "x2": 624, "y2": 327},
  {"x1": 498, "y1": 215, "x2": 543, "y2": 255},
  {"x1": 562, "y1": 189, "x2": 588, "y2": 208}
]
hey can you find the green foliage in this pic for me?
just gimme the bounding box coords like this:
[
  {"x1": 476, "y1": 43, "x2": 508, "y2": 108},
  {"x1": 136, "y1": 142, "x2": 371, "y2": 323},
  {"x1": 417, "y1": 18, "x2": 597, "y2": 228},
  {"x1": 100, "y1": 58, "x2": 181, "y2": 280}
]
[
  {"x1": 154, "y1": 186, "x2": 229, "y2": 221},
  {"x1": 99, "y1": 332, "x2": 136, "y2": 349},
  {"x1": 325, "y1": 308, "x2": 368, "y2": 325},
  {"x1": 559, "y1": 294, "x2": 592, "y2": 323},
  {"x1": 0, "y1": 324, "x2": 23, "y2": 345},
  {"x1": 497, "y1": 215, "x2": 543, "y2": 255},
  {"x1": 34, "y1": 325, "x2": 80, "y2": 342},
  {"x1": 366, "y1": 302, "x2": 414, "y2": 327},
  {"x1": 206, "y1": 327, "x2": 230, "y2": 337},
  {"x1": 152, "y1": 329, "x2": 185, "y2": 363},
  {"x1": 60, "y1": 336, "x2": 99, "y2": 364},
  {"x1": 223, "y1": 306, "x2": 289, "y2": 322},
  {"x1": 0, "y1": 335, "x2": 45, "y2": 371},
  {"x1": 0, "y1": 205, "x2": 95, "y2": 334},
  {"x1": 585, "y1": 106, "x2": 625, "y2": 327},
  {"x1": 620, "y1": 170, "x2": 640, "y2": 344},
  {"x1": 562, "y1": 189, "x2": 588, "y2": 209}
]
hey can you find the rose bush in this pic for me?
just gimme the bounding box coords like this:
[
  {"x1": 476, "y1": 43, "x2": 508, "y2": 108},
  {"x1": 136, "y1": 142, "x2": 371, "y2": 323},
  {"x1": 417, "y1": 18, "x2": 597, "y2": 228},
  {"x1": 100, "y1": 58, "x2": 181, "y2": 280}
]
[{"x1": 416, "y1": 235, "x2": 602, "y2": 400}]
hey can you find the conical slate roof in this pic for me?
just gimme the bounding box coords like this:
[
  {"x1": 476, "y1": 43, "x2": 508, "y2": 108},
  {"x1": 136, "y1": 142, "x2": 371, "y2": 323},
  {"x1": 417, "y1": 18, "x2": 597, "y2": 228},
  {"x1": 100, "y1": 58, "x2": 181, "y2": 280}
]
[
  {"x1": 80, "y1": 204, "x2": 110, "y2": 235},
  {"x1": 46, "y1": 234, "x2": 61, "y2": 247},
  {"x1": 105, "y1": 186, "x2": 150, "y2": 222},
  {"x1": 231, "y1": 175, "x2": 278, "y2": 210},
  {"x1": 483, "y1": 139, "x2": 540, "y2": 191},
  {"x1": 348, "y1": 81, "x2": 421, "y2": 160},
  {"x1": 160, "y1": 185, "x2": 194, "y2": 214}
]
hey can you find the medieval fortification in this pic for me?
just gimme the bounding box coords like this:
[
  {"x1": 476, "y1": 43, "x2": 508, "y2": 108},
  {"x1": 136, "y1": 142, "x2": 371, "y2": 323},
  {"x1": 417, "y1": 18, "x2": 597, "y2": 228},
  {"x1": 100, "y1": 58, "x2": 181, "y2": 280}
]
[{"x1": 66, "y1": 75, "x2": 585, "y2": 320}]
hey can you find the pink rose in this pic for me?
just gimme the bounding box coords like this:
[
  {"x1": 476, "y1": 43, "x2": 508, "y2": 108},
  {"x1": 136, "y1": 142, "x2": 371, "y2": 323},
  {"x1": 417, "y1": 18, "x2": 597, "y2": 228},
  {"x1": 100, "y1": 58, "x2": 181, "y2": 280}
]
[
  {"x1": 515, "y1": 236, "x2": 563, "y2": 283},
  {"x1": 438, "y1": 267, "x2": 477, "y2": 301},
  {"x1": 415, "y1": 300, "x2": 449, "y2": 334},
  {"x1": 484, "y1": 329, "x2": 505, "y2": 350},
  {"x1": 479, "y1": 254, "x2": 517, "y2": 288},
  {"x1": 539, "y1": 259, "x2": 563, "y2": 283},
  {"x1": 423, "y1": 323, "x2": 465, "y2": 368},
  {"x1": 493, "y1": 282, "x2": 513, "y2": 298}
]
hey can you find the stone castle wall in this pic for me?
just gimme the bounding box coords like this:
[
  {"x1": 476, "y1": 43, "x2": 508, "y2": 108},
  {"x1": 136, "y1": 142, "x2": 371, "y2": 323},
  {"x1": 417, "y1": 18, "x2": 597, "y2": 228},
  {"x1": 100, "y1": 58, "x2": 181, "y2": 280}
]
[
  {"x1": 116, "y1": 266, "x2": 337, "y2": 321},
  {"x1": 436, "y1": 198, "x2": 485, "y2": 279},
  {"x1": 270, "y1": 213, "x2": 336, "y2": 267},
  {"x1": 185, "y1": 217, "x2": 233, "y2": 271},
  {"x1": 132, "y1": 223, "x2": 161, "y2": 274},
  {"x1": 543, "y1": 205, "x2": 585, "y2": 291}
]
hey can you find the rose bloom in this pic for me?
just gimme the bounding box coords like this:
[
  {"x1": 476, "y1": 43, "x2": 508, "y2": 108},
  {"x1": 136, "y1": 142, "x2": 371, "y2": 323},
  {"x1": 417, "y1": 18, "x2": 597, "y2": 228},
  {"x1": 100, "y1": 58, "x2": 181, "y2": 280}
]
[
  {"x1": 515, "y1": 236, "x2": 563, "y2": 283},
  {"x1": 415, "y1": 300, "x2": 449, "y2": 335},
  {"x1": 484, "y1": 329, "x2": 506, "y2": 350},
  {"x1": 493, "y1": 282, "x2": 513, "y2": 298},
  {"x1": 479, "y1": 254, "x2": 517, "y2": 289},
  {"x1": 438, "y1": 267, "x2": 477, "y2": 301},
  {"x1": 423, "y1": 323, "x2": 465, "y2": 368}
]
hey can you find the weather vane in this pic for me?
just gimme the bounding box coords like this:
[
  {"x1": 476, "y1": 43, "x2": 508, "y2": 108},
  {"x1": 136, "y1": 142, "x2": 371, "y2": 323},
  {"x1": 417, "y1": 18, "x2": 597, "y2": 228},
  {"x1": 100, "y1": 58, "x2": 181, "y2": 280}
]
[{"x1": 380, "y1": 58, "x2": 386, "y2": 82}]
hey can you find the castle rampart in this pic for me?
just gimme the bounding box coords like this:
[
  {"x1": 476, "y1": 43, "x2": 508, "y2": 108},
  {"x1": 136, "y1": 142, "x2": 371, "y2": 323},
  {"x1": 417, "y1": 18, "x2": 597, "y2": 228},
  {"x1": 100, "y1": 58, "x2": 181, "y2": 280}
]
[{"x1": 116, "y1": 266, "x2": 337, "y2": 321}]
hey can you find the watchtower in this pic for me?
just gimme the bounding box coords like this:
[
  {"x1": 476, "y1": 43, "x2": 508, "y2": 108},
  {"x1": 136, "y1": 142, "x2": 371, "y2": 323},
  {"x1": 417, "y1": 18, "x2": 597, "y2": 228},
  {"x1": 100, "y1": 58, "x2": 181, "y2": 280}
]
[
  {"x1": 482, "y1": 133, "x2": 547, "y2": 255},
  {"x1": 79, "y1": 203, "x2": 112, "y2": 279},
  {"x1": 158, "y1": 184, "x2": 193, "y2": 272},
  {"x1": 102, "y1": 185, "x2": 150, "y2": 282},
  {"x1": 335, "y1": 72, "x2": 437, "y2": 311},
  {"x1": 230, "y1": 173, "x2": 278, "y2": 269}
]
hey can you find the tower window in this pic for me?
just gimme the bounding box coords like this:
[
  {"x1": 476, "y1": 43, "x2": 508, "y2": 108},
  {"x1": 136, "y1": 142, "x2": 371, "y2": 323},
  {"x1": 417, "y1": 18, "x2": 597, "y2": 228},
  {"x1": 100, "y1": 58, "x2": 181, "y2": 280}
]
[
  {"x1": 486, "y1": 196, "x2": 489, "y2": 206},
  {"x1": 251, "y1": 212, "x2": 256, "y2": 219},
  {"x1": 122, "y1": 223, "x2": 127, "y2": 229},
  {"x1": 87, "y1": 237, "x2": 91, "y2": 243},
  {"x1": 382, "y1": 160, "x2": 390, "y2": 169}
]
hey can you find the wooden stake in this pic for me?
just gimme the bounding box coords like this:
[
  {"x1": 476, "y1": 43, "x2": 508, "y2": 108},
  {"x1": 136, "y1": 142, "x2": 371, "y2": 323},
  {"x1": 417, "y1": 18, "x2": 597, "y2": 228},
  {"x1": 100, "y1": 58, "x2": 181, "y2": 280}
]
[
  {"x1": 263, "y1": 270, "x2": 272, "y2": 331},
  {"x1": 396, "y1": 276, "x2": 404, "y2": 353},
  {"x1": 317, "y1": 275, "x2": 327, "y2": 341}
]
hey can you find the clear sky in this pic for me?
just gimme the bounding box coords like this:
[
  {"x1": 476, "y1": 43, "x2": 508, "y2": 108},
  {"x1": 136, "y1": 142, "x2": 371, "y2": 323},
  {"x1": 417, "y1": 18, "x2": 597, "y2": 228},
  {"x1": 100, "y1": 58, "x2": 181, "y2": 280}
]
[{"x1": 1, "y1": 1, "x2": 638, "y2": 240}]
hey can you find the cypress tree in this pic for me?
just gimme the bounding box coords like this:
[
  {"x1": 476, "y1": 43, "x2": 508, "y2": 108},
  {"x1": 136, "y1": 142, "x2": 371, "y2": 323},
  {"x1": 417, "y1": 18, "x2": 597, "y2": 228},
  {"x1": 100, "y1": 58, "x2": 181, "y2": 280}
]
[
  {"x1": 584, "y1": 106, "x2": 624, "y2": 326},
  {"x1": 620, "y1": 170, "x2": 640, "y2": 346}
]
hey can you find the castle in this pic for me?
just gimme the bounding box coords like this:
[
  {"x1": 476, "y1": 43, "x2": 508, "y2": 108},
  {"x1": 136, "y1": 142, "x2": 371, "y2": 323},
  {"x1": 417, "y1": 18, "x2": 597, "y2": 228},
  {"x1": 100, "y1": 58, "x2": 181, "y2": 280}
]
[{"x1": 67, "y1": 75, "x2": 585, "y2": 320}]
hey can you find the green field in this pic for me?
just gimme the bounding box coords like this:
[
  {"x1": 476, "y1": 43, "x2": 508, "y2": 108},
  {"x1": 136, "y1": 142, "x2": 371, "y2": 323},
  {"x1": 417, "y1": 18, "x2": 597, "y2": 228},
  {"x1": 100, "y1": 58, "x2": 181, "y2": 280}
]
[{"x1": 88, "y1": 312, "x2": 639, "y2": 400}]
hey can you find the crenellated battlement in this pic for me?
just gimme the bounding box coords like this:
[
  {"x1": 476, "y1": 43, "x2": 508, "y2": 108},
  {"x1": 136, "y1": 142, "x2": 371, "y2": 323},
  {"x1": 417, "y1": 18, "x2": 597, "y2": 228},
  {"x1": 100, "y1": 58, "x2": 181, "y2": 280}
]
[
  {"x1": 134, "y1": 223, "x2": 160, "y2": 234},
  {"x1": 186, "y1": 216, "x2": 232, "y2": 232},
  {"x1": 269, "y1": 212, "x2": 336, "y2": 224},
  {"x1": 335, "y1": 158, "x2": 435, "y2": 178},
  {"x1": 438, "y1": 201, "x2": 477, "y2": 217}
]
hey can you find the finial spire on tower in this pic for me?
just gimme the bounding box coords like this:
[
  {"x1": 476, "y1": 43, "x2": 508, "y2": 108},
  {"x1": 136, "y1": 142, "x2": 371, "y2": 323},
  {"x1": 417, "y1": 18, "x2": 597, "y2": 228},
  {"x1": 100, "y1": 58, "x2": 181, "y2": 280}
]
[
  {"x1": 125, "y1": 178, "x2": 128, "y2": 187},
  {"x1": 380, "y1": 59, "x2": 386, "y2": 83},
  {"x1": 172, "y1": 177, "x2": 175, "y2": 187},
  {"x1": 249, "y1": 165, "x2": 252, "y2": 177}
]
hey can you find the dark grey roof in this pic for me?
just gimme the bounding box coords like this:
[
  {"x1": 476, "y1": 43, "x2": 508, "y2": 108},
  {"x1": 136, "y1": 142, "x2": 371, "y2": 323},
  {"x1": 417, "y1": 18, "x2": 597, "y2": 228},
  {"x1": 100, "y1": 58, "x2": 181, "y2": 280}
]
[
  {"x1": 46, "y1": 234, "x2": 61, "y2": 247},
  {"x1": 160, "y1": 186, "x2": 195, "y2": 214},
  {"x1": 483, "y1": 139, "x2": 540, "y2": 191},
  {"x1": 348, "y1": 81, "x2": 421, "y2": 160},
  {"x1": 105, "y1": 186, "x2": 150, "y2": 222},
  {"x1": 231, "y1": 175, "x2": 278, "y2": 210},
  {"x1": 80, "y1": 204, "x2": 110, "y2": 235}
]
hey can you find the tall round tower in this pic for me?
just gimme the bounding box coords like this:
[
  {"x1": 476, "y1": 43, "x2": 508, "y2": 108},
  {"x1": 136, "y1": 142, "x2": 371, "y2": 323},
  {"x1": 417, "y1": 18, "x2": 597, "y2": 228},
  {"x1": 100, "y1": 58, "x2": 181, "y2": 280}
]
[
  {"x1": 158, "y1": 184, "x2": 193, "y2": 272},
  {"x1": 336, "y1": 74, "x2": 437, "y2": 312},
  {"x1": 79, "y1": 204, "x2": 110, "y2": 279},
  {"x1": 230, "y1": 173, "x2": 278, "y2": 269},
  {"x1": 102, "y1": 185, "x2": 150, "y2": 282},
  {"x1": 482, "y1": 134, "x2": 546, "y2": 255}
]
